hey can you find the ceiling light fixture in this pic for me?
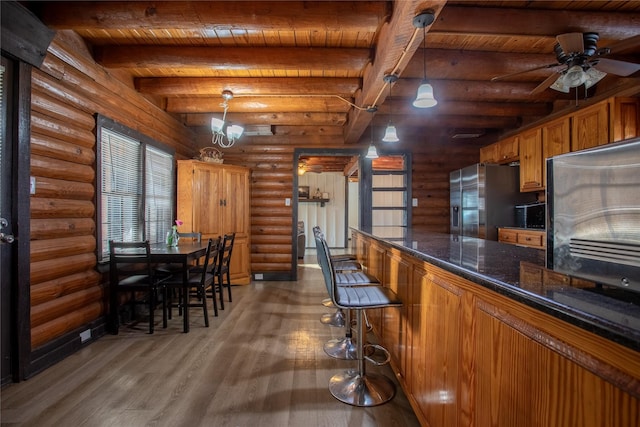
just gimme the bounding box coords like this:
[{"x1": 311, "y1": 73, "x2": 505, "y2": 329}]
[
  {"x1": 381, "y1": 74, "x2": 400, "y2": 143},
  {"x1": 365, "y1": 111, "x2": 379, "y2": 159},
  {"x1": 211, "y1": 90, "x2": 244, "y2": 148},
  {"x1": 412, "y1": 10, "x2": 437, "y2": 108},
  {"x1": 550, "y1": 65, "x2": 606, "y2": 93}
]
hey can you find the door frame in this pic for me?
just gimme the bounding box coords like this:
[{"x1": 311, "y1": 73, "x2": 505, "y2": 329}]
[{"x1": 292, "y1": 147, "x2": 367, "y2": 281}]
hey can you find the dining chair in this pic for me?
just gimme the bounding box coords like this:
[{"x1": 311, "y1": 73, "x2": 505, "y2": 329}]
[
  {"x1": 164, "y1": 237, "x2": 220, "y2": 326},
  {"x1": 212, "y1": 232, "x2": 235, "y2": 310},
  {"x1": 109, "y1": 240, "x2": 166, "y2": 334}
]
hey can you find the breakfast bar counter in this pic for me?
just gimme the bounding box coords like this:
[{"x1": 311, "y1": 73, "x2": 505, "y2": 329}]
[{"x1": 350, "y1": 228, "x2": 640, "y2": 427}]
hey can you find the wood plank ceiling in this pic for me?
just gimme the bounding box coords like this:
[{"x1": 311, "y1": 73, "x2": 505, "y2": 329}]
[{"x1": 32, "y1": 1, "x2": 640, "y2": 171}]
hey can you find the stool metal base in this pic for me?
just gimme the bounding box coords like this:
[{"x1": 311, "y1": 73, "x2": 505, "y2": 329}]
[
  {"x1": 324, "y1": 337, "x2": 357, "y2": 359},
  {"x1": 329, "y1": 369, "x2": 396, "y2": 406},
  {"x1": 320, "y1": 309, "x2": 345, "y2": 327}
]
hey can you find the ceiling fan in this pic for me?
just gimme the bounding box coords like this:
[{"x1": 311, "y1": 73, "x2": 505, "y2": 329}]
[{"x1": 492, "y1": 32, "x2": 640, "y2": 95}]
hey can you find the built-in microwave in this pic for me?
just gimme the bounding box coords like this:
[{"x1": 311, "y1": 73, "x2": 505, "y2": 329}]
[{"x1": 515, "y1": 202, "x2": 545, "y2": 229}]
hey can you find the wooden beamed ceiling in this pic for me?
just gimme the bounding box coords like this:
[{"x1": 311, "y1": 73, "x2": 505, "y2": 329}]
[{"x1": 34, "y1": 0, "x2": 640, "y2": 158}]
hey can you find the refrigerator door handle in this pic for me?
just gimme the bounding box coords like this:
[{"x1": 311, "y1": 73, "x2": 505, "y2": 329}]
[{"x1": 452, "y1": 205, "x2": 459, "y2": 227}]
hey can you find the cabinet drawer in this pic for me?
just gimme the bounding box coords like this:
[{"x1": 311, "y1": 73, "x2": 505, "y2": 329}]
[
  {"x1": 498, "y1": 229, "x2": 518, "y2": 244},
  {"x1": 517, "y1": 232, "x2": 545, "y2": 249}
]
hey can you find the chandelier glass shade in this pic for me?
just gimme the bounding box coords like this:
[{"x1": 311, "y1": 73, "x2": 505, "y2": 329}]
[
  {"x1": 550, "y1": 66, "x2": 606, "y2": 93},
  {"x1": 211, "y1": 90, "x2": 244, "y2": 148},
  {"x1": 413, "y1": 80, "x2": 438, "y2": 108},
  {"x1": 382, "y1": 124, "x2": 399, "y2": 142},
  {"x1": 365, "y1": 143, "x2": 379, "y2": 159}
]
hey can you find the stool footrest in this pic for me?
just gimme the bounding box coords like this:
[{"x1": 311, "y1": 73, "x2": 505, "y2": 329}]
[{"x1": 364, "y1": 343, "x2": 391, "y2": 366}]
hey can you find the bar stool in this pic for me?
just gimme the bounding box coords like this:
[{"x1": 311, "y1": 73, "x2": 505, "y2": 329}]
[{"x1": 315, "y1": 234, "x2": 402, "y2": 406}]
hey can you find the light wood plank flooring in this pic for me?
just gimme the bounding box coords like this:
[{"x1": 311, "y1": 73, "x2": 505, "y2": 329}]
[{"x1": 1, "y1": 261, "x2": 420, "y2": 426}]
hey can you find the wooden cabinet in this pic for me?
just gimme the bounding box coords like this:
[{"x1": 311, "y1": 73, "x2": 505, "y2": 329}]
[
  {"x1": 571, "y1": 100, "x2": 610, "y2": 151},
  {"x1": 353, "y1": 231, "x2": 640, "y2": 427},
  {"x1": 611, "y1": 97, "x2": 640, "y2": 142},
  {"x1": 480, "y1": 136, "x2": 519, "y2": 164},
  {"x1": 479, "y1": 143, "x2": 498, "y2": 164},
  {"x1": 518, "y1": 127, "x2": 543, "y2": 192},
  {"x1": 177, "y1": 160, "x2": 251, "y2": 284},
  {"x1": 542, "y1": 116, "x2": 571, "y2": 188},
  {"x1": 499, "y1": 228, "x2": 546, "y2": 249}
]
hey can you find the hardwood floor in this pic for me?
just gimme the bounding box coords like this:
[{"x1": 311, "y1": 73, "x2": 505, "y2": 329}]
[{"x1": 1, "y1": 260, "x2": 420, "y2": 426}]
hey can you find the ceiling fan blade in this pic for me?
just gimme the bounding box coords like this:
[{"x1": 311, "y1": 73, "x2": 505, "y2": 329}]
[
  {"x1": 491, "y1": 63, "x2": 560, "y2": 82},
  {"x1": 531, "y1": 72, "x2": 562, "y2": 95},
  {"x1": 595, "y1": 58, "x2": 640, "y2": 76},
  {"x1": 556, "y1": 33, "x2": 584, "y2": 54},
  {"x1": 603, "y1": 35, "x2": 640, "y2": 55}
]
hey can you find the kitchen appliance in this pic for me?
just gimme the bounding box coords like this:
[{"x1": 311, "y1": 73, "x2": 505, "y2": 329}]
[
  {"x1": 450, "y1": 164, "x2": 536, "y2": 241},
  {"x1": 547, "y1": 138, "x2": 640, "y2": 292},
  {"x1": 515, "y1": 202, "x2": 546, "y2": 229}
]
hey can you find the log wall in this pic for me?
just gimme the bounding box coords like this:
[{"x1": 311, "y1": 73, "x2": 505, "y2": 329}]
[{"x1": 29, "y1": 30, "x2": 196, "y2": 350}]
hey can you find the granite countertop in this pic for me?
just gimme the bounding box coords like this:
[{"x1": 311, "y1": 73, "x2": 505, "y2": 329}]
[{"x1": 356, "y1": 227, "x2": 640, "y2": 352}]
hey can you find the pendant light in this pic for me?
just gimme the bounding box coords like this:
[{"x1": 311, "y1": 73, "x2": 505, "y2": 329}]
[
  {"x1": 412, "y1": 10, "x2": 437, "y2": 108},
  {"x1": 382, "y1": 74, "x2": 400, "y2": 143},
  {"x1": 365, "y1": 112, "x2": 379, "y2": 159}
]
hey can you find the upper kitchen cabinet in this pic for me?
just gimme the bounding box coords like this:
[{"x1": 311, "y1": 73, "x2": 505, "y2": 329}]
[
  {"x1": 177, "y1": 160, "x2": 251, "y2": 284},
  {"x1": 571, "y1": 100, "x2": 610, "y2": 151},
  {"x1": 518, "y1": 127, "x2": 543, "y2": 192},
  {"x1": 480, "y1": 136, "x2": 519, "y2": 164},
  {"x1": 611, "y1": 97, "x2": 640, "y2": 142},
  {"x1": 542, "y1": 117, "x2": 571, "y2": 188}
]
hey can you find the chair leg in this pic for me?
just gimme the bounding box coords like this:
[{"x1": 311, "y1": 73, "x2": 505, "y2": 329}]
[
  {"x1": 328, "y1": 309, "x2": 396, "y2": 406},
  {"x1": 200, "y1": 285, "x2": 210, "y2": 327},
  {"x1": 226, "y1": 271, "x2": 232, "y2": 302},
  {"x1": 217, "y1": 273, "x2": 225, "y2": 310}
]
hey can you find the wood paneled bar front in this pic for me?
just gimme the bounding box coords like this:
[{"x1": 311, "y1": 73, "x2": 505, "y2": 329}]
[{"x1": 351, "y1": 229, "x2": 640, "y2": 427}]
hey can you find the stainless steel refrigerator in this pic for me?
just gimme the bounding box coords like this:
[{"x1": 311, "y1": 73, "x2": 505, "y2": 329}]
[{"x1": 450, "y1": 163, "x2": 535, "y2": 241}]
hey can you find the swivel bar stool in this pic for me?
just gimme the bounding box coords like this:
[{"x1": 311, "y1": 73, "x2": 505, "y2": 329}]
[{"x1": 316, "y1": 233, "x2": 402, "y2": 406}]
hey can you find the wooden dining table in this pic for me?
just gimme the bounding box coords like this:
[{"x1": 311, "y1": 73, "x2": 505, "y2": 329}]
[{"x1": 148, "y1": 241, "x2": 209, "y2": 333}]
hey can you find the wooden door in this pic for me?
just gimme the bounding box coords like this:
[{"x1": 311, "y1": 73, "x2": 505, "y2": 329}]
[
  {"x1": 519, "y1": 127, "x2": 543, "y2": 192},
  {"x1": 571, "y1": 101, "x2": 610, "y2": 151},
  {"x1": 222, "y1": 166, "x2": 250, "y2": 284},
  {"x1": 542, "y1": 117, "x2": 570, "y2": 188}
]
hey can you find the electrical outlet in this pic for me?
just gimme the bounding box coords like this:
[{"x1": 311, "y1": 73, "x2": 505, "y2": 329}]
[
  {"x1": 80, "y1": 329, "x2": 91, "y2": 343},
  {"x1": 255, "y1": 273, "x2": 264, "y2": 280}
]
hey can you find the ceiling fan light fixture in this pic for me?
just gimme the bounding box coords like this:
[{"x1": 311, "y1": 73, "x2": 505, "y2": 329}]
[
  {"x1": 413, "y1": 80, "x2": 438, "y2": 108},
  {"x1": 584, "y1": 67, "x2": 607, "y2": 89},
  {"x1": 382, "y1": 123, "x2": 399, "y2": 142},
  {"x1": 563, "y1": 65, "x2": 588, "y2": 88}
]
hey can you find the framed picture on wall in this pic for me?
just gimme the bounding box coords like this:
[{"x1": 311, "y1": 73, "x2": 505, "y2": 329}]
[{"x1": 298, "y1": 186, "x2": 310, "y2": 199}]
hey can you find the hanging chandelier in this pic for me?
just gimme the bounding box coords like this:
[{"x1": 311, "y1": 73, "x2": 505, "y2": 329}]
[
  {"x1": 381, "y1": 74, "x2": 400, "y2": 143},
  {"x1": 211, "y1": 90, "x2": 244, "y2": 148},
  {"x1": 412, "y1": 10, "x2": 437, "y2": 108}
]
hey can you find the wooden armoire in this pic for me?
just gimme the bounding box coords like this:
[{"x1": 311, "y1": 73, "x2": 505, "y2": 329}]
[{"x1": 177, "y1": 160, "x2": 251, "y2": 284}]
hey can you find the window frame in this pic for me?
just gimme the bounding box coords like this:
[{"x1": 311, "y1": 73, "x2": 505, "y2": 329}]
[{"x1": 96, "y1": 115, "x2": 175, "y2": 263}]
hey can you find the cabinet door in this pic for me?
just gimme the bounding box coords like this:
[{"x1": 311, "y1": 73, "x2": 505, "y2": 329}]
[
  {"x1": 611, "y1": 97, "x2": 640, "y2": 142},
  {"x1": 519, "y1": 127, "x2": 543, "y2": 192},
  {"x1": 193, "y1": 165, "x2": 224, "y2": 238},
  {"x1": 480, "y1": 143, "x2": 498, "y2": 164},
  {"x1": 571, "y1": 101, "x2": 609, "y2": 151},
  {"x1": 542, "y1": 117, "x2": 570, "y2": 188},
  {"x1": 222, "y1": 166, "x2": 251, "y2": 284},
  {"x1": 497, "y1": 136, "x2": 519, "y2": 163}
]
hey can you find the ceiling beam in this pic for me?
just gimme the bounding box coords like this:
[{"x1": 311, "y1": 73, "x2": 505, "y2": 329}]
[
  {"x1": 433, "y1": 6, "x2": 640, "y2": 39},
  {"x1": 37, "y1": 1, "x2": 389, "y2": 31},
  {"x1": 167, "y1": 97, "x2": 350, "y2": 114},
  {"x1": 184, "y1": 112, "x2": 348, "y2": 127},
  {"x1": 95, "y1": 46, "x2": 370, "y2": 70},
  {"x1": 378, "y1": 100, "x2": 552, "y2": 117},
  {"x1": 136, "y1": 77, "x2": 361, "y2": 96}
]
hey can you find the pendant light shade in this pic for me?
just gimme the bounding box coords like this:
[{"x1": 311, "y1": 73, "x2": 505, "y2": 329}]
[
  {"x1": 413, "y1": 80, "x2": 438, "y2": 108},
  {"x1": 365, "y1": 144, "x2": 379, "y2": 159},
  {"x1": 382, "y1": 124, "x2": 399, "y2": 142},
  {"x1": 413, "y1": 10, "x2": 437, "y2": 109}
]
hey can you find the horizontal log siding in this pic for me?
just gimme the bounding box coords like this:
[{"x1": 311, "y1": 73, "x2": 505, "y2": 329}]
[{"x1": 28, "y1": 30, "x2": 197, "y2": 350}]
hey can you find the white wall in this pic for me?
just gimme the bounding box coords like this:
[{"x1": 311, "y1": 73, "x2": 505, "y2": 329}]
[{"x1": 298, "y1": 172, "x2": 347, "y2": 248}]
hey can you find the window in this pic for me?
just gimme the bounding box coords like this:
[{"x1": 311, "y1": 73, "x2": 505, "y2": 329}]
[
  {"x1": 97, "y1": 116, "x2": 175, "y2": 262},
  {"x1": 371, "y1": 155, "x2": 409, "y2": 241}
]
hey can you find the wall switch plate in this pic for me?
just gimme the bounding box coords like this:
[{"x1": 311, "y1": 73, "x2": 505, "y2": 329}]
[
  {"x1": 255, "y1": 273, "x2": 264, "y2": 280},
  {"x1": 30, "y1": 176, "x2": 36, "y2": 195},
  {"x1": 412, "y1": 198, "x2": 418, "y2": 207},
  {"x1": 285, "y1": 198, "x2": 291, "y2": 206}
]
